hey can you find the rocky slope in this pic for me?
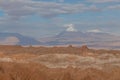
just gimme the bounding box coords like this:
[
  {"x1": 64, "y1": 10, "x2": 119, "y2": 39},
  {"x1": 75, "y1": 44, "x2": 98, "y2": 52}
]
[{"x1": 0, "y1": 45, "x2": 120, "y2": 80}]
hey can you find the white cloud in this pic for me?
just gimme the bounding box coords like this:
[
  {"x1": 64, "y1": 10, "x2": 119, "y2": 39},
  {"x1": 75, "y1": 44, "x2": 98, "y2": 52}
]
[
  {"x1": 0, "y1": 0, "x2": 100, "y2": 19},
  {"x1": 107, "y1": 5, "x2": 120, "y2": 10},
  {"x1": 58, "y1": 0, "x2": 64, "y2": 2},
  {"x1": 64, "y1": 24, "x2": 77, "y2": 32},
  {"x1": 87, "y1": 0, "x2": 120, "y2": 3}
]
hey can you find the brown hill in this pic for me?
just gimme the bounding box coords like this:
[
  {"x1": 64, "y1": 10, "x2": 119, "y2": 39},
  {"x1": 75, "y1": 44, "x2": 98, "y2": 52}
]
[
  {"x1": 0, "y1": 45, "x2": 120, "y2": 80},
  {"x1": 0, "y1": 62, "x2": 120, "y2": 80}
]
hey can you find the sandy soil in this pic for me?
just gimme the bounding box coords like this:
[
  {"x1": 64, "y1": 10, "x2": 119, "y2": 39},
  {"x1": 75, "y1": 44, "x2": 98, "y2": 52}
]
[{"x1": 0, "y1": 45, "x2": 120, "y2": 80}]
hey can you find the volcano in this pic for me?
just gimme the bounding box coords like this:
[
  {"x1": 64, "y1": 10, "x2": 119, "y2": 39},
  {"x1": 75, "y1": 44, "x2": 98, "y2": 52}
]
[{"x1": 40, "y1": 30, "x2": 120, "y2": 49}]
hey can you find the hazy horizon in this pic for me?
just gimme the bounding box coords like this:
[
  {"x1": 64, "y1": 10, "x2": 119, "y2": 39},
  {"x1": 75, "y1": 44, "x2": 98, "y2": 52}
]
[{"x1": 0, "y1": 0, "x2": 120, "y2": 38}]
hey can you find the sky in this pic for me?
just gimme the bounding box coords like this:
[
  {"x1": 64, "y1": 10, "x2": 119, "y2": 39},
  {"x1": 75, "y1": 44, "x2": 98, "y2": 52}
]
[{"x1": 0, "y1": 0, "x2": 120, "y2": 38}]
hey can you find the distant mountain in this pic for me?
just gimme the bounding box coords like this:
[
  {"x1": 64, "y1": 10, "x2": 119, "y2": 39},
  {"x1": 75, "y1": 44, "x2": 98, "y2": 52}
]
[
  {"x1": 1, "y1": 31, "x2": 120, "y2": 49},
  {"x1": 40, "y1": 30, "x2": 120, "y2": 49},
  {"x1": 0, "y1": 32, "x2": 41, "y2": 45}
]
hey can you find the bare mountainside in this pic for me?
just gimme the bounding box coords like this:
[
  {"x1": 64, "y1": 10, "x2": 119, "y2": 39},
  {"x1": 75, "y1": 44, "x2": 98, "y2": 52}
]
[
  {"x1": 40, "y1": 31, "x2": 120, "y2": 49},
  {"x1": 0, "y1": 45, "x2": 120, "y2": 80},
  {"x1": 0, "y1": 32, "x2": 120, "y2": 49},
  {"x1": 0, "y1": 32, "x2": 41, "y2": 45}
]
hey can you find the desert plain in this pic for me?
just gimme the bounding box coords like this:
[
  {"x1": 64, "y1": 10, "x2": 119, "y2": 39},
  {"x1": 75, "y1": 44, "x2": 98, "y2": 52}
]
[{"x1": 0, "y1": 45, "x2": 120, "y2": 80}]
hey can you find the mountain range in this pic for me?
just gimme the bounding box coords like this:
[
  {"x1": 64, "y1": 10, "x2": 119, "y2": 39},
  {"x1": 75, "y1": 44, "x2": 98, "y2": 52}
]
[
  {"x1": 0, "y1": 31, "x2": 120, "y2": 49},
  {"x1": 39, "y1": 30, "x2": 120, "y2": 49},
  {"x1": 0, "y1": 32, "x2": 41, "y2": 45}
]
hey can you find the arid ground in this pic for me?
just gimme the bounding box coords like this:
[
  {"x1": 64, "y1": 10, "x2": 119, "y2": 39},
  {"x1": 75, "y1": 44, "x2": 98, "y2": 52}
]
[{"x1": 0, "y1": 45, "x2": 120, "y2": 80}]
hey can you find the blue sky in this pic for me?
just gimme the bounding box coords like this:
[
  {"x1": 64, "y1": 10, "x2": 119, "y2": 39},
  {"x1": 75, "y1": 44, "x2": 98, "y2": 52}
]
[{"x1": 0, "y1": 0, "x2": 120, "y2": 38}]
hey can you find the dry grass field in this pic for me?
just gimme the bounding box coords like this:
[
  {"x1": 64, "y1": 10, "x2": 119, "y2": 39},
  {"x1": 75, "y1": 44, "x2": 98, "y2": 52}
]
[{"x1": 0, "y1": 45, "x2": 120, "y2": 80}]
